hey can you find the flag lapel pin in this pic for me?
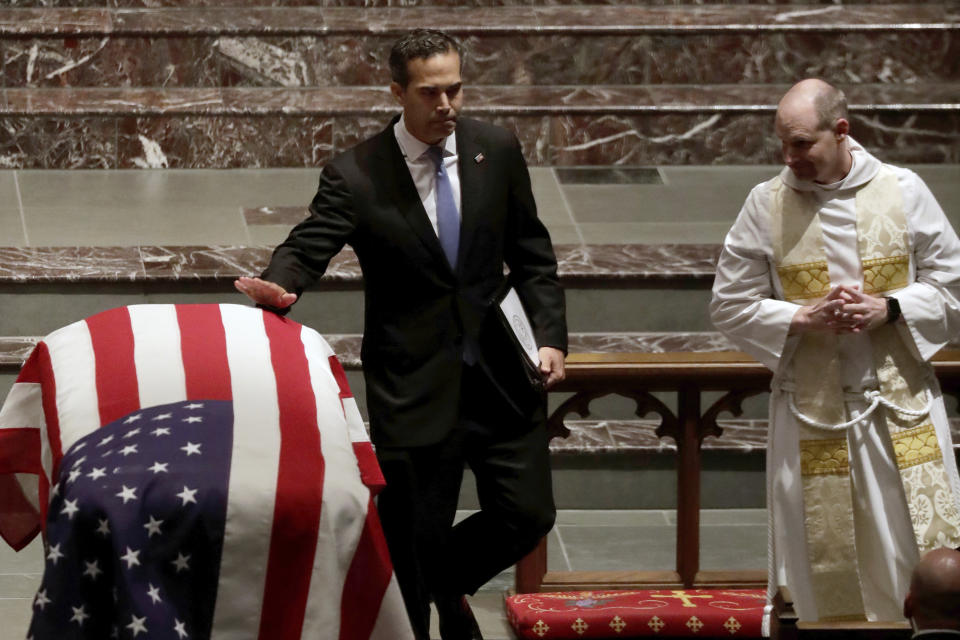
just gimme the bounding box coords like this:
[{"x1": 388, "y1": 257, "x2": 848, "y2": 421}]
[{"x1": 474, "y1": 153, "x2": 484, "y2": 164}]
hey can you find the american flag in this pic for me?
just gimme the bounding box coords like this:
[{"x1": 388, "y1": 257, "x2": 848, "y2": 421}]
[{"x1": 0, "y1": 304, "x2": 413, "y2": 640}]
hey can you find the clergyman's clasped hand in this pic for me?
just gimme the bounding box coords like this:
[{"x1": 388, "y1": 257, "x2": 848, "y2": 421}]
[{"x1": 789, "y1": 284, "x2": 889, "y2": 335}]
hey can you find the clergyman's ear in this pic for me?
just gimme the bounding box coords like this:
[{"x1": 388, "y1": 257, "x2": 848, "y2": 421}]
[{"x1": 834, "y1": 118, "x2": 850, "y2": 139}]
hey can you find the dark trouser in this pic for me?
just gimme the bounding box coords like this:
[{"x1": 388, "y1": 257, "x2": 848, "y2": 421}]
[{"x1": 375, "y1": 364, "x2": 556, "y2": 640}]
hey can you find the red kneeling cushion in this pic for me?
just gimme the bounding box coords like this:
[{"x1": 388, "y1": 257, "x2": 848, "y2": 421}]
[{"x1": 505, "y1": 589, "x2": 766, "y2": 638}]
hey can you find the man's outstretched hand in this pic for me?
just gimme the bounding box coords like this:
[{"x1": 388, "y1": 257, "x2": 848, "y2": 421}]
[{"x1": 234, "y1": 277, "x2": 298, "y2": 309}]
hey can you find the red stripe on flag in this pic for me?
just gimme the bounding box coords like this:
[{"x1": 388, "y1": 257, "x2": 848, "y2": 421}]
[
  {"x1": 32, "y1": 342, "x2": 60, "y2": 523},
  {"x1": 0, "y1": 475, "x2": 41, "y2": 551},
  {"x1": 339, "y1": 497, "x2": 394, "y2": 640},
  {"x1": 352, "y1": 443, "x2": 386, "y2": 496},
  {"x1": 328, "y1": 355, "x2": 352, "y2": 400},
  {"x1": 258, "y1": 313, "x2": 325, "y2": 640},
  {"x1": 0, "y1": 429, "x2": 41, "y2": 475},
  {"x1": 175, "y1": 305, "x2": 232, "y2": 401},
  {"x1": 86, "y1": 308, "x2": 139, "y2": 426}
]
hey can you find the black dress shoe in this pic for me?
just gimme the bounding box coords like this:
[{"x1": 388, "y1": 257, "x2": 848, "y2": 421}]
[{"x1": 435, "y1": 594, "x2": 484, "y2": 640}]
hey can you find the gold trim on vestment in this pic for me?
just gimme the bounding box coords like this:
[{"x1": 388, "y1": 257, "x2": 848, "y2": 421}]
[
  {"x1": 777, "y1": 261, "x2": 831, "y2": 301},
  {"x1": 800, "y1": 437, "x2": 850, "y2": 475},
  {"x1": 862, "y1": 255, "x2": 910, "y2": 295},
  {"x1": 892, "y1": 423, "x2": 942, "y2": 470}
]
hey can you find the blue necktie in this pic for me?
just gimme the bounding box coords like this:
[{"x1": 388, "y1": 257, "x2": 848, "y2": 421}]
[{"x1": 427, "y1": 145, "x2": 460, "y2": 269}]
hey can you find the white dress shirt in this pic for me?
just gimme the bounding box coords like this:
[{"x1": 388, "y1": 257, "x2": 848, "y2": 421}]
[{"x1": 393, "y1": 115, "x2": 462, "y2": 237}]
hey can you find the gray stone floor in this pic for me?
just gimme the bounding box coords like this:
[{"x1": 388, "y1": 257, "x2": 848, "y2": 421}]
[
  {"x1": 0, "y1": 508, "x2": 767, "y2": 640},
  {"x1": 3, "y1": 165, "x2": 958, "y2": 248}
]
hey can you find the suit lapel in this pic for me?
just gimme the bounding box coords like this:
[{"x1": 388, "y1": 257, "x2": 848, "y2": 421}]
[
  {"x1": 456, "y1": 123, "x2": 485, "y2": 275},
  {"x1": 376, "y1": 125, "x2": 453, "y2": 273}
]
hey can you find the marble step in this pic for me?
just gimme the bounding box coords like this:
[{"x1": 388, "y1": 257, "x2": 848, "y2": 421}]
[
  {"x1": 3, "y1": 83, "x2": 959, "y2": 168},
  {"x1": 2, "y1": 5, "x2": 956, "y2": 88},
  {"x1": 0, "y1": 0, "x2": 943, "y2": 7},
  {"x1": 0, "y1": 244, "x2": 720, "y2": 335}
]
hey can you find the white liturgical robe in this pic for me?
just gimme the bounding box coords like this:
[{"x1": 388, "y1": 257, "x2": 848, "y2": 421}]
[{"x1": 710, "y1": 139, "x2": 960, "y2": 622}]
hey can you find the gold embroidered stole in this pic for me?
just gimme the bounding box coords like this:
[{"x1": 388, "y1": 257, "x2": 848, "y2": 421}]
[{"x1": 770, "y1": 167, "x2": 960, "y2": 621}]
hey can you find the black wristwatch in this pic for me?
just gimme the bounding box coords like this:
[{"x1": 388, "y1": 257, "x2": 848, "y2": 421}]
[{"x1": 886, "y1": 296, "x2": 901, "y2": 324}]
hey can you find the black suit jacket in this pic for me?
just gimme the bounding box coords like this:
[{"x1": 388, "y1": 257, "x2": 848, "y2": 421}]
[{"x1": 263, "y1": 117, "x2": 567, "y2": 448}]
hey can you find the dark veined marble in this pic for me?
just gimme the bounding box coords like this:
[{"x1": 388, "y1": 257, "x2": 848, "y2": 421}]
[
  {"x1": 0, "y1": 0, "x2": 948, "y2": 7},
  {"x1": 3, "y1": 84, "x2": 957, "y2": 167},
  {"x1": 0, "y1": 243, "x2": 721, "y2": 282},
  {"x1": 2, "y1": 5, "x2": 955, "y2": 36}
]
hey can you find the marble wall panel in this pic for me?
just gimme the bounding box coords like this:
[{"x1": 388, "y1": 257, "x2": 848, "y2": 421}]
[
  {"x1": 489, "y1": 115, "x2": 552, "y2": 166},
  {"x1": 3, "y1": 0, "x2": 944, "y2": 6},
  {"x1": 332, "y1": 114, "x2": 391, "y2": 154},
  {"x1": 851, "y1": 112, "x2": 960, "y2": 164},
  {"x1": 550, "y1": 113, "x2": 780, "y2": 166},
  {"x1": 116, "y1": 115, "x2": 334, "y2": 167},
  {"x1": 0, "y1": 37, "x2": 194, "y2": 88},
  {"x1": 460, "y1": 32, "x2": 960, "y2": 86},
  {"x1": 0, "y1": 117, "x2": 116, "y2": 168},
  {"x1": 4, "y1": 31, "x2": 955, "y2": 87}
]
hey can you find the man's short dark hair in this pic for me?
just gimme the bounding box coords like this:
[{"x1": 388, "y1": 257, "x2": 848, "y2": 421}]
[
  {"x1": 389, "y1": 29, "x2": 463, "y2": 88},
  {"x1": 814, "y1": 84, "x2": 849, "y2": 131}
]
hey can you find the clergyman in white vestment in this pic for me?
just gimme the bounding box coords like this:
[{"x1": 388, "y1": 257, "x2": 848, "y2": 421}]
[{"x1": 710, "y1": 79, "x2": 960, "y2": 623}]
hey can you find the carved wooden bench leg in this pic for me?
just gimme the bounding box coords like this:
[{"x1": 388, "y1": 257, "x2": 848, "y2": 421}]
[{"x1": 515, "y1": 537, "x2": 547, "y2": 593}]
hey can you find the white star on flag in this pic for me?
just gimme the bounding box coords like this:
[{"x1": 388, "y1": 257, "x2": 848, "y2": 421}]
[
  {"x1": 151, "y1": 427, "x2": 171, "y2": 436},
  {"x1": 83, "y1": 559, "x2": 103, "y2": 580},
  {"x1": 60, "y1": 498, "x2": 79, "y2": 519},
  {"x1": 96, "y1": 518, "x2": 110, "y2": 536},
  {"x1": 66, "y1": 469, "x2": 82, "y2": 484},
  {"x1": 123, "y1": 428, "x2": 141, "y2": 438},
  {"x1": 143, "y1": 515, "x2": 163, "y2": 537},
  {"x1": 123, "y1": 414, "x2": 141, "y2": 424},
  {"x1": 173, "y1": 619, "x2": 189, "y2": 639},
  {"x1": 177, "y1": 486, "x2": 198, "y2": 505},
  {"x1": 147, "y1": 583, "x2": 162, "y2": 604},
  {"x1": 172, "y1": 552, "x2": 191, "y2": 573},
  {"x1": 120, "y1": 444, "x2": 138, "y2": 456},
  {"x1": 148, "y1": 461, "x2": 169, "y2": 474},
  {"x1": 71, "y1": 455, "x2": 86, "y2": 468},
  {"x1": 46, "y1": 543, "x2": 64, "y2": 565},
  {"x1": 127, "y1": 615, "x2": 148, "y2": 637},
  {"x1": 34, "y1": 589, "x2": 50, "y2": 610},
  {"x1": 70, "y1": 605, "x2": 90, "y2": 626},
  {"x1": 182, "y1": 416, "x2": 203, "y2": 424},
  {"x1": 98, "y1": 435, "x2": 114, "y2": 447},
  {"x1": 185, "y1": 403, "x2": 204, "y2": 409},
  {"x1": 120, "y1": 547, "x2": 141, "y2": 569},
  {"x1": 87, "y1": 467, "x2": 107, "y2": 480},
  {"x1": 181, "y1": 442, "x2": 201, "y2": 456},
  {"x1": 151, "y1": 413, "x2": 172, "y2": 421},
  {"x1": 116, "y1": 485, "x2": 137, "y2": 504}
]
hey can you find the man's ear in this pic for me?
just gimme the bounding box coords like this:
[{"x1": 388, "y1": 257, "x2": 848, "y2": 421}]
[
  {"x1": 834, "y1": 118, "x2": 850, "y2": 140},
  {"x1": 389, "y1": 82, "x2": 405, "y2": 105}
]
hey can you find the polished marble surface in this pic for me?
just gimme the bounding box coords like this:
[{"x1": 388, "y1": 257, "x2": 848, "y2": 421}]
[
  {"x1": 3, "y1": 84, "x2": 958, "y2": 167},
  {"x1": 0, "y1": 242, "x2": 722, "y2": 282}
]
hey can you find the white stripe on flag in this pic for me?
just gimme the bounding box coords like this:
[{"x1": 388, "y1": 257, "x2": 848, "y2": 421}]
[
  {"x1": 298, "y1": 325, "x2": 370, "y2": 638},
  {"x1": 128, "y1": 305, "x2": 187, "y2": 408},
  {"x1": 210, "y1": 304, "x2": 282, "y2": 638},
  {"x1": 45, "y1": 320, "x2": 99, "y2": 468},
  {"x1": 0, "y1": 382, "x2": 43, "y2": 432},
  {"x1": 369, "y1": 574, "x2": 414, "y2": 640}
]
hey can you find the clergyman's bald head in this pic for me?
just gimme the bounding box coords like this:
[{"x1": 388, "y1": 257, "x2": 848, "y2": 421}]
[
  {"x1": 904, "y1": 547, "x2": 960, "y2": 631},
  {"x1": 777, "y1": 79, "x2": 848, "y2": 132}
]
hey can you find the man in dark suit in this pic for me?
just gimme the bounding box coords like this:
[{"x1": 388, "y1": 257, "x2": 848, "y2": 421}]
[
  {"x1": 904, "y1": 548, "x2": 960, "y2": 638},
  {"x1": 235, "y1": 29, "x2": 567, "y2": 640}
]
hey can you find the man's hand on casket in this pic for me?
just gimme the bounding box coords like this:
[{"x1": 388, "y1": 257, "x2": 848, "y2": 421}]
[{"x1": 234, "y1": 277, "x2": 298, "y2": 309}]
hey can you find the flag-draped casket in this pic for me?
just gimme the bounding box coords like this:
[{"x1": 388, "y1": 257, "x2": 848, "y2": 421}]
[{"x1": 0, "y1": 304, "x2": 414, "y2": 639}]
